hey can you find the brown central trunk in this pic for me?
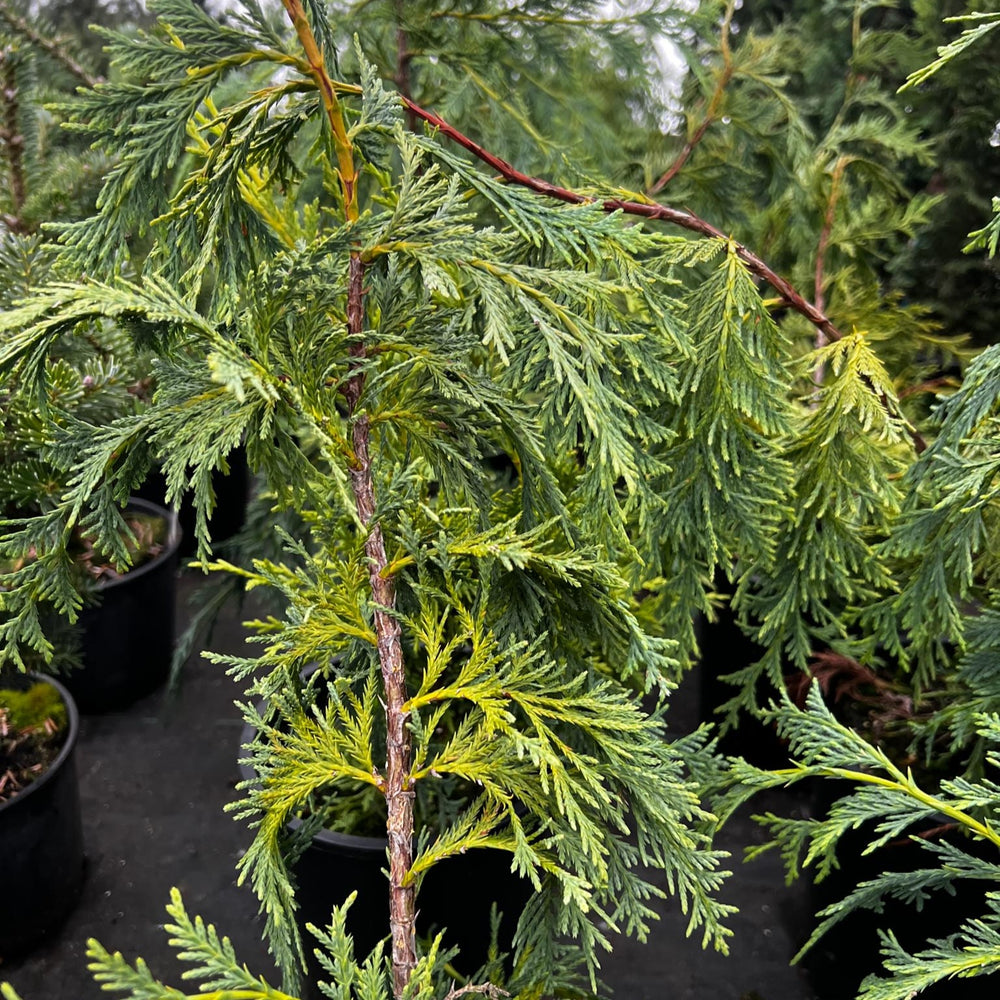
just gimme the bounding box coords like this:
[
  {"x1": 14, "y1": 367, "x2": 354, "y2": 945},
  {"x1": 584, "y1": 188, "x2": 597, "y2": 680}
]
[
  {"x1": 281, "y1": 3, "x2": 417, "y2": 991},
  {"x1": 344, "y1": 256, "x2": 417, "y2": 996}
]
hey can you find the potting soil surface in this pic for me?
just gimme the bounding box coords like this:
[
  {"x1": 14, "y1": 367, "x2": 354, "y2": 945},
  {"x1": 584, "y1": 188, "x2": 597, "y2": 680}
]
[{"x1": 3, "y1": 573, "x2": 821, "y2": 1000}]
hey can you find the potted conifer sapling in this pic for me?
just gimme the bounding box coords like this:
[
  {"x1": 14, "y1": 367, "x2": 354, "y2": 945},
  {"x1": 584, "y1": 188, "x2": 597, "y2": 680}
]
[
  {"x1": 0, "y1": 28, "x2": 183, "y2": 710},
  {"x1": 0, "y1": 1, "x2": 740, "y2": 994},
  {"x1": 0, "y1": 0, "x2": 959, "y2": 997},
  {"x1": 0, "y1": 236, "x2": 183, "y2": 709}
]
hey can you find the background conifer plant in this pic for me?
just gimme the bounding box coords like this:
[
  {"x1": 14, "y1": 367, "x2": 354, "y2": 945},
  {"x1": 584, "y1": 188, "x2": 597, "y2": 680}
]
[
  {"x1": 0, "y1": 4, "x2": 161, "y2": 672},
  {"x1": 714, "y1": 12, "x2": 1000, "y2": 997},
  {"x1": 716, "y1": 688, "x2": 1000, "y2": 1000},
  {"x1": 0, "y1": 1, "x2": 996, "y2": 999}
]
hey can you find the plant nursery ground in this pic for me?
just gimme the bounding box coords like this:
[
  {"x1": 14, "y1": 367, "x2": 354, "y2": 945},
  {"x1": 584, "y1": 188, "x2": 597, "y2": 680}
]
[{"x1": 3, "y1": 573, "x2": 817, "y2": 1000}]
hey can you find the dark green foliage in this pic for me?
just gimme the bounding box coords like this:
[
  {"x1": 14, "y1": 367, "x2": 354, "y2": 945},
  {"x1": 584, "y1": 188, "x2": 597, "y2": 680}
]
[
  {"x1": 740, "y1": 0, "x2": 1000, "y2": 350},
  {"x1": 331, "y1": 0, "x2": 709, "y2": 183},
  {"x1": 0, "y1": 1, "x2": 111, "y2": 231},
  {"x1": 714, "y1": 688, "x2": 1000, "y2": 1000}
]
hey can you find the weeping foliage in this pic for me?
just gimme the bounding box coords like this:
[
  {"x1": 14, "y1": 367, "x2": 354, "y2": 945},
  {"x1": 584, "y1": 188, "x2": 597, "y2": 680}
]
[
  {"x1": 1, "y1": 0, "x2": 992, "y2": 998},
  {"x1": 0, "y1": 236, "x2": 148, "y2": 669},
  {"x1": 728, "y1": 332, "x2": 909, "y2": 717},
  {"x1": 713, "y1": 688, "x2": 1000, "y2": 1000},
  {"x1": 0, "y1": 1, "x2": 750, "y2": 994}
]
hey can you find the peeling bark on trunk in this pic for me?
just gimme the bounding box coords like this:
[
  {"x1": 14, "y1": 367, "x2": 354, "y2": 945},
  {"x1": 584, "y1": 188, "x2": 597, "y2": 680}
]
[{"x1": 344, "y1": 254, "x2": 417, "y2": 997}]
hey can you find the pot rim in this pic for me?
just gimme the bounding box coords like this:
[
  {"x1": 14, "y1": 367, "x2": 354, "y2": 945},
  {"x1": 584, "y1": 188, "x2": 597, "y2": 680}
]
[
  {"x1": 94, "y1": 496, "x2": 182, "y2": 593},
  {"x1": 0, "y1": 672, "x2": 79, "y2": 816}
]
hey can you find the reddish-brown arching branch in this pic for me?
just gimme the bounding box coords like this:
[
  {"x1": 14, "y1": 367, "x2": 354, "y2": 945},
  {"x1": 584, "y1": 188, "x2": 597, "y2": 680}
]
[
  {"x1": 397, "y1": 96, "x2": 934, "y2": 453},
  {"x1": 401, "y1": 96, "x2": 844, "y2": 346}
]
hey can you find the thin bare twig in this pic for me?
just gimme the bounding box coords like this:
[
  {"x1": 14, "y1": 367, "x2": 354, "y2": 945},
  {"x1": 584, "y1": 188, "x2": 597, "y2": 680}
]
[
  {"x1": 814, "y1": 160, "x2": 845, "y2": 325},
  {"x1": 648, "y1": 0, "x2": 736, "y2": 196},
  {"x1": 649, "y1": 116, "x2": 714, "y2": 195},
  {"x1": 812, "y1": 157, "x2": 847, "y2": 384},
  {"x1": 0, "y1": 46, "x2": 27, "y2": 230},
  {"x1": 898, "y1": 375, "x2": 959, "y2": 400},
  {"x1": 443, "y1": 984, "x2": 510, "y2": 1000}
]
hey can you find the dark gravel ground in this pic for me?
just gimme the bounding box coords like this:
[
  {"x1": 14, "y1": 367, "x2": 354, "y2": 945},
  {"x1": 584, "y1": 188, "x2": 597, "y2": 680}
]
[{"x1": 3, "y1": 572, "x2": 818, "y2": 1000}]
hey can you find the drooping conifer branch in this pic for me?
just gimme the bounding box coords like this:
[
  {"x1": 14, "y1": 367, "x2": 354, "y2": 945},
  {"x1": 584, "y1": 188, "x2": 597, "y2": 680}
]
[
  {"x1": 400, "y1": 96, "x2": 844, "y2": 347},
  {"x1": 397, "y1": 96, "x2": 932, "y2": 454},
  {"x1": 282, "y1": 2, "x2": 416, "y2": 993}
]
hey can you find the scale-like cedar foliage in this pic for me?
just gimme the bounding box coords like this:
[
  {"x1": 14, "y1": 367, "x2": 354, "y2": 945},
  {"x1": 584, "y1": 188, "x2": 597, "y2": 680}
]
[
  {"x1": 714, "y1": 687, "x2": 1000, "y2": 1000},
  {"x1": 2, "y1": 1, "x2": 998, "y2": 999},
  {"x1": 0, "y1": 1, "x2": 754, "y2": 995}
]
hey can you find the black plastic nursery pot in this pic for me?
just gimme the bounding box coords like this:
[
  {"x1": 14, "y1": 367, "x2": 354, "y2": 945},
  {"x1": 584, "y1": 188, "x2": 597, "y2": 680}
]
[
  {"x1": 0, "y1": 673, "x2": 85, "y2": 960},
  {"x1": 135, "y1": 446, "x2": 250, "y2": 557},
  {"x1": 68, "y1": 497, "x2": 182, "y2": 713},
  {"x1": 238, "y1": 719, "x2": 531, "y2": 988},
  {"x1": 292, "y1": 818, "x2": 531, "y2": 970}
]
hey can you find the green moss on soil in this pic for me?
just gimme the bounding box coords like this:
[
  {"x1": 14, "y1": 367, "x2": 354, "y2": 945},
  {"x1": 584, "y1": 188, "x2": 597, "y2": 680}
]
[
  {"x1": 1, "y1": 682, "x2": 68, "y2": 732},
  {"x1": 0, "y1": 681, "x2": 69, "y2": 805}
]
